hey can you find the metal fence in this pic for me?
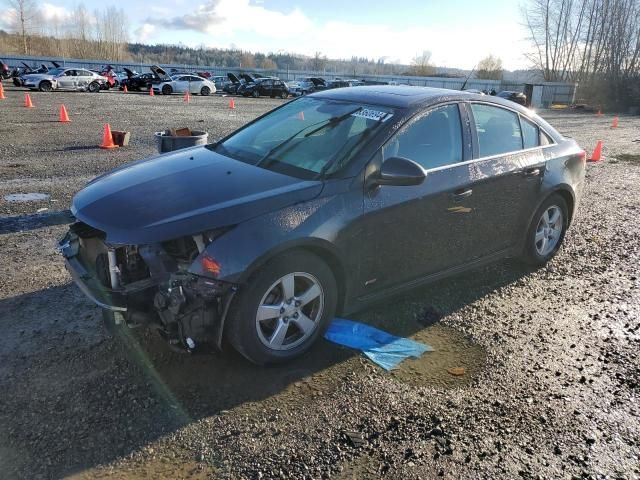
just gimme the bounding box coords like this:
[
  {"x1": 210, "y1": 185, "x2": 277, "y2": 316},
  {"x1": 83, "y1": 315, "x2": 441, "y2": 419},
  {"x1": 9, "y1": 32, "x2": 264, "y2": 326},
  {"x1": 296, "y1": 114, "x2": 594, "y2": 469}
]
[{"x1": 2, "y1": 53, "x2": 577, "y2": 105}]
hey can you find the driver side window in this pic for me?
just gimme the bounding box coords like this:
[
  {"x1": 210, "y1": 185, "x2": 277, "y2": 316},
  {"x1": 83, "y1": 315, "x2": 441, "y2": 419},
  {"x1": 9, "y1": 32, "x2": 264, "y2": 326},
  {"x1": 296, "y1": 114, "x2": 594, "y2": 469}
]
[{"x1": 383, "y1": 104, "x2": 463, "y2": 170}]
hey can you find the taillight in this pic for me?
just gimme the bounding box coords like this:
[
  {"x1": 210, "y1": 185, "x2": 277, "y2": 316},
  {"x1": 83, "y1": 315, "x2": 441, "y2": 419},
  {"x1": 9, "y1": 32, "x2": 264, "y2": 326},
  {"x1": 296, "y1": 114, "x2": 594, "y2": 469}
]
[{"x1": 578, "y1": 150, "x2": 587, "y2": 164}]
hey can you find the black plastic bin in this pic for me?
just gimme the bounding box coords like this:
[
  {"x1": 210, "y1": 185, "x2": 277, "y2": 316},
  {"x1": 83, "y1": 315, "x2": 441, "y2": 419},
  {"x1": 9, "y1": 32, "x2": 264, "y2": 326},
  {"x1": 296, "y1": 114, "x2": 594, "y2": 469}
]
[{"x1": 155, "y1": 130, "x2": 208, "y2": 153}]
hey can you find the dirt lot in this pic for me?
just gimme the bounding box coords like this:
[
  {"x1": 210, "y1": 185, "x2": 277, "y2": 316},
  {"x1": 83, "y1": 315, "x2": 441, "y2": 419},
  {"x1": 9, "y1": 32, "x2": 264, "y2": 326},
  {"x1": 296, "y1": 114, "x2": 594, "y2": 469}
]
[{"x1": 0, "y1": 85, "x2": 639, "y2": 480}]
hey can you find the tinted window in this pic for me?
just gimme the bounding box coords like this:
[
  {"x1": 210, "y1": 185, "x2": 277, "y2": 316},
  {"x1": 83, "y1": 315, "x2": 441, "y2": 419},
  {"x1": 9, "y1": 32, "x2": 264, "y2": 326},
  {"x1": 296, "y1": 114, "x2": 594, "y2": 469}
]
[
  {"x1": 383, "y1": 104, "x2": 462, "y2": 169},
  {"x1": 521, "y1": 116, "x2": 540, "y2": 149},
  {"x1": 540, "y1": 130, "x2": 553, "y2": 146},
  {"x1": 471, "y1": 104, "x2": 522, "y2": 157}
]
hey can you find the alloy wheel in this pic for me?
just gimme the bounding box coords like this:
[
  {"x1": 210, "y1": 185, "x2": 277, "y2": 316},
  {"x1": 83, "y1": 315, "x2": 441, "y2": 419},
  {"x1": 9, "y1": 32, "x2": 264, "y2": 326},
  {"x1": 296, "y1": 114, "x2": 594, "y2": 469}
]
[
  {"x1": 255, "y1": 272, "x2": 324, "y2": 351},
  {"x1": 534, "y1": 205, "x2": 564, "y2": 256}
]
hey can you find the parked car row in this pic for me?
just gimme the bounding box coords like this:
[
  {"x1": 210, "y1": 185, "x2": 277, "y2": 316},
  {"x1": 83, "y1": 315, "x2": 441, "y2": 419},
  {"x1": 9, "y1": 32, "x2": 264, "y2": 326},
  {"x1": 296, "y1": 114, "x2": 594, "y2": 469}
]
[{"x1": 3, "y1": 59, "x2": 529, "y2": 105}]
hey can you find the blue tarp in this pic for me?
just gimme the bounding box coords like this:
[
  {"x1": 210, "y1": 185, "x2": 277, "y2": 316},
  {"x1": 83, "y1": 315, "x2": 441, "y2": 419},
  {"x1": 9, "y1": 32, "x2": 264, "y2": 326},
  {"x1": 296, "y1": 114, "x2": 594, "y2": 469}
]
[{"x1": 324, "y1": 318, "x2": 433, "y2": 371}]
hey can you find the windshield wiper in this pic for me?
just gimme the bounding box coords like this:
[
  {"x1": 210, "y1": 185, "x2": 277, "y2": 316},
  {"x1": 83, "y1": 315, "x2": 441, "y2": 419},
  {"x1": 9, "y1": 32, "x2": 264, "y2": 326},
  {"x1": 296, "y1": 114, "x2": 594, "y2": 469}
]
[{"x1": 255, "y1": 107, "x2": 362, "y2": 168}]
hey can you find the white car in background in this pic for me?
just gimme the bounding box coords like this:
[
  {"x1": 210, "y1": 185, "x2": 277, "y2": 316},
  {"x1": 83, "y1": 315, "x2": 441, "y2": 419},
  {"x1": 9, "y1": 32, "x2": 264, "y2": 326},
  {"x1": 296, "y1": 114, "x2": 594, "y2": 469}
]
[
  {"x1": 22, "y1": 67, "x2": 107, "y2": 93},
  {"x1": 153, "y1": 74, "x2": 217, "y2": 96}
]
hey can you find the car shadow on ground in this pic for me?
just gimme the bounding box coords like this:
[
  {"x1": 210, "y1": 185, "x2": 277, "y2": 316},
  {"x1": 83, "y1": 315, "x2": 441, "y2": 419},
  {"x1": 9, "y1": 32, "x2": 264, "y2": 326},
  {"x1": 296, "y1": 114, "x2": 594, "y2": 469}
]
[
  {"x1": 0, "y1": 259, "x2": 534, "y2": 478},
  {"x1": 0, "y1": 209, "x2": 73, "y2": 234}
]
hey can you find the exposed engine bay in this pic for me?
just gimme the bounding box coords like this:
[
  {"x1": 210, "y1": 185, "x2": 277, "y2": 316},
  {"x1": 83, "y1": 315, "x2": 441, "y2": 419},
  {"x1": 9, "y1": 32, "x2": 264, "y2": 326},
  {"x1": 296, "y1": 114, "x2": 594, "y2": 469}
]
[{"x1": 60, "y1": 221, "x2": 237, "y2": 353}]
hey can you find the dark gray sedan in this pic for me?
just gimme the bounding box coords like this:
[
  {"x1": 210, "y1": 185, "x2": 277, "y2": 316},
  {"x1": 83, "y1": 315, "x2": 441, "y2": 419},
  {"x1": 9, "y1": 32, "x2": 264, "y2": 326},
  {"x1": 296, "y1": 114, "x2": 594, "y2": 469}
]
[{"x1": 59, "y1": 86, "x2": 585, "y2": 364}]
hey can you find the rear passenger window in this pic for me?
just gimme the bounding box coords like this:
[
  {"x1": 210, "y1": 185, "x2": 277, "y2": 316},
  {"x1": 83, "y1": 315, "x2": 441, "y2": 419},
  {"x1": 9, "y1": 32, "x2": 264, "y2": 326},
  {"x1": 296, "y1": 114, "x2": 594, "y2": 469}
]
[
  {"x1": 540, "y1": 130, "x2": 553, "y2": 146},
  {"x1": 383, "y1": 104, "x2": 463, "y2": 169},
  {"x1": 521, "y1": 116, "x2": 540, "y2": 149},
  {"x1": 471, "y1": 104, "x2": 523, "y2": 157}
]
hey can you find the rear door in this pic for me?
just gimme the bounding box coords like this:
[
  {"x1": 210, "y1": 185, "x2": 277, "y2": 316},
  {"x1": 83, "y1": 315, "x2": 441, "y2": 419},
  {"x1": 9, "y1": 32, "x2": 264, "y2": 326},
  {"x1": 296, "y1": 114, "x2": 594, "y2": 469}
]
[
  {"x1": 76, "y1": 70, "x2": 93, "y2": 89},
  {"x1": 463, "y1": 102, "x2": 542, "y2": 257},
  {"x1": 188, "y1": 76, "x2": 203, "y2": 94}
]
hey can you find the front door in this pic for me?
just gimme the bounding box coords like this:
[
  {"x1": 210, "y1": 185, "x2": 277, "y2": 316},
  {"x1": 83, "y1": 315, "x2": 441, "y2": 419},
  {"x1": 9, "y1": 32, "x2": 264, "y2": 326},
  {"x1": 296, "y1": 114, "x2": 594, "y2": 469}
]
[
  {"x1": 359, "y1": 103, "x2": 477, "y2": 295},
  {"x1": 57, "y1": 70, "x2": 76, "y2": 89},
  {"x1": 260, "y1": 80, "x2": 273, "y2": 97}
]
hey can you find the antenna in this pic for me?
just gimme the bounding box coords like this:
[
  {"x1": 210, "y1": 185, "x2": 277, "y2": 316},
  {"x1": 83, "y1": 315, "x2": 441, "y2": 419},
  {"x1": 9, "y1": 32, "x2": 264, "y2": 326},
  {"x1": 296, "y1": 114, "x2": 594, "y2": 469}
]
[{"x1": 461, "y1": 64, "x2": 477, "y2": 91}]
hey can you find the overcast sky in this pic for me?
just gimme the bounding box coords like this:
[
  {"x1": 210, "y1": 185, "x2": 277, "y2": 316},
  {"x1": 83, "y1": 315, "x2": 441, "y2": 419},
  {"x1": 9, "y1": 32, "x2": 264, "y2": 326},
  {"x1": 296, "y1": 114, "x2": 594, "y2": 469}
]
[{"x1": 4, "y1": 0, "x2": 533, "y2": 70}]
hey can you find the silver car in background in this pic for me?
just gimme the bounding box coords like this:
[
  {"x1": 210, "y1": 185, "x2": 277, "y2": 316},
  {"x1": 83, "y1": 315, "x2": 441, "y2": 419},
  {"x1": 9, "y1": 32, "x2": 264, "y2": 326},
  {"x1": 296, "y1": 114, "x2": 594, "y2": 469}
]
[{"x1": 22, "y1": 67, "x2": 107, "y2": 93}]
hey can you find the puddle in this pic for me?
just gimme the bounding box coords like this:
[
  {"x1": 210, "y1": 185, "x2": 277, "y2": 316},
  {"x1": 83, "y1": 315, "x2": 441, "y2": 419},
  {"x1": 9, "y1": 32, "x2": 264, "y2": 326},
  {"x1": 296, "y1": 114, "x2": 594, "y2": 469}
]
[
  {"x1": 66, "y1": 458, "x2": 213, "y2": 480},
  {"x1": 4, "y1": 193, "x2": 50, "y2": 202},
  {"x1": 390, "y1": 325, "x2": 486, "y2": 387}
]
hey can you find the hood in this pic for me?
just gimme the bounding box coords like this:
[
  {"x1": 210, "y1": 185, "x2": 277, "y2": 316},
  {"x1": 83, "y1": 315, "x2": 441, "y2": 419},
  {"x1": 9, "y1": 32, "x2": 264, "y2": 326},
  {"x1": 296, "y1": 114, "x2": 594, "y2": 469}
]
[
  {"x1": 22, "y1": 73, "x2": 53, "y2": 82},
  {"x1": 123, "y1": 67, "x2": 135, "y2": 78},
  {"x1": 71, "y1": 147, "x2": 323, "y2": 244},
  {"x1": 227, "y1": 72, "x2": 240, "y2": 83},
  {"x1": 309, "y1": 77, "x2": 326, "y2": 87},
  {"x1": 240, "y1": 73, "x2": 254, "y2": 83},
  {"x1": 51, "y1": 61, "x2": 61, "y2": 68},
  {"x1": 150, "y1": 65, "x2": 170, "y2": 80}
]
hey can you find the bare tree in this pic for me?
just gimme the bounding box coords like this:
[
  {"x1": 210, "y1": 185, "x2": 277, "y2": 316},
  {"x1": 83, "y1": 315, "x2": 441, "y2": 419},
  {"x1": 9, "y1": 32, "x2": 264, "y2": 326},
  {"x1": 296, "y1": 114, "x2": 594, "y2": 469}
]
[
  {"x1": 5, "y1": 0, "x2": 40, "y2": 54},
  {"x1": 523, "y1": 0, "x2": 640, "y2": 108},
  {"x1": 409, "y1": 50, "x2": 436, "y2": 76},
  {"x1": 311, "y1": 51, "x2": 327, "y2": 72},
  {"x1": 476, "y1": 55, "x2": 504, "y2": 80}
]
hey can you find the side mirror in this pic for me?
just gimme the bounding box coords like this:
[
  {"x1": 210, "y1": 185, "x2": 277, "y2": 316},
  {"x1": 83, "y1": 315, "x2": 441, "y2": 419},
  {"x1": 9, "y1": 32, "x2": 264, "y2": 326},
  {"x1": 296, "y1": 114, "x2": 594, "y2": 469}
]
[{"x1": 375, "y1": 157, "x2": 426, "y2": 187}]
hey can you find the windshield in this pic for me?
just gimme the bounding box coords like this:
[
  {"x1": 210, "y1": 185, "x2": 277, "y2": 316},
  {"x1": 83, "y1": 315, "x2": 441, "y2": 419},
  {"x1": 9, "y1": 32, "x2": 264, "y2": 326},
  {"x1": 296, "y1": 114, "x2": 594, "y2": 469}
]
[
  {"x1": 46, "y1": 67, "x2": 65, "y2": 76},
  {"x1": 212, "y1": 97, "x2": 394, "y2": 179}
]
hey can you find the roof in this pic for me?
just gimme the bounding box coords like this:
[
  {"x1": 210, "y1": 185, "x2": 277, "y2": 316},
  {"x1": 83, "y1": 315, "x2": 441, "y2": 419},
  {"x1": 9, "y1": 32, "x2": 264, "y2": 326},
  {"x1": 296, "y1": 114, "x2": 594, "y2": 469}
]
[{"x1": 312, "y1": 85, "x2": 470, "y2": 109}]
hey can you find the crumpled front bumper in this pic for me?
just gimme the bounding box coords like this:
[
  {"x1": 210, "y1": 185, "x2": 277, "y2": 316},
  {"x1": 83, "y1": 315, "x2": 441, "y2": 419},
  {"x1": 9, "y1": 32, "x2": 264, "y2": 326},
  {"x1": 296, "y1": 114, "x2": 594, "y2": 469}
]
[{"x1": 58, "y1": 231, "x2": 127, "y2": 312}]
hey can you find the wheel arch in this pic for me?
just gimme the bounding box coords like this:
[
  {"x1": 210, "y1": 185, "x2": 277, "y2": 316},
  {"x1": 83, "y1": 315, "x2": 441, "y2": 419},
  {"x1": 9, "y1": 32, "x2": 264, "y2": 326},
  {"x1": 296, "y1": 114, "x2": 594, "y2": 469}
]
[{"x1": 238, "y1": 238, "x2": 349, "y2": 314}]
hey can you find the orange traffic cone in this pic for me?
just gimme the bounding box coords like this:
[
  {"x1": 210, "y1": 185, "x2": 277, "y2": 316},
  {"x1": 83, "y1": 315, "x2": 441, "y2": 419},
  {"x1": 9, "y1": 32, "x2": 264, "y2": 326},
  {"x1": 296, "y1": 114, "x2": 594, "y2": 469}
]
[
  {"x1": 612, "y1": 116, "x2": 619, "y2": 128},
  {"x1": 99, "y1": 123, "x2": 118, "y2": 149},
  {"x1": 0, "y1": 83, "x2": 5, "y2": 100},
  {"x1": 229, "y1": 97, "x2": 235, "y2": 109},
  {"x1": 297, "y1": 111, "x2": 305, "y2": 121},
  {"x1": 149, "y1": 87, "x2": 155, "y2": 97},
  {"x1": 184, "y1": 91, "x2": 191, "y2": 103},
  {"x1": 59, "y1": 104, "x2": 70, "y2": 123},
  {"x1": 123, "y1": 84, "x2": 128, "y2": 93},
  {"x1": 588, "y1": 140, "x2": 603, "y2": 162},
  {"x1": 24, "y1": 93, "x2": 33, "y2": 108}
]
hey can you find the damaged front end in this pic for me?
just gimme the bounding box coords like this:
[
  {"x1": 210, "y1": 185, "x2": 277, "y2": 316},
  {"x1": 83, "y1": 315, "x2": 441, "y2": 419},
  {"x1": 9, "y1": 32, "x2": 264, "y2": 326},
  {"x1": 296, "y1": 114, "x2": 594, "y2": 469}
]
[{"x1": 58, "y1": 221, "x2": 237, "y2": 352}]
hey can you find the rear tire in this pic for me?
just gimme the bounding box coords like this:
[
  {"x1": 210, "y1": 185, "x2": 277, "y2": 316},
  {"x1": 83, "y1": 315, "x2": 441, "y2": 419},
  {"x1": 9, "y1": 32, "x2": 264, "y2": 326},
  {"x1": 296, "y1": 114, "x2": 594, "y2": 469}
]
[
  {"x1": 520, "y1": 193, "x2": 569, "y2": 266},
  {"x1": 227, "y1": 251, "x2": 337, "y2": 365}
]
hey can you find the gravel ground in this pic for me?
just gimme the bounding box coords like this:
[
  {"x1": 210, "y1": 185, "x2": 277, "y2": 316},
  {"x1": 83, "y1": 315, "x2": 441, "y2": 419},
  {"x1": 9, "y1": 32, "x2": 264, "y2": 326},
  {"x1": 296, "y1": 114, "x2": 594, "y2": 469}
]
[{"x1": 0, "y1": 85, "x2": 639, "y2": 479}]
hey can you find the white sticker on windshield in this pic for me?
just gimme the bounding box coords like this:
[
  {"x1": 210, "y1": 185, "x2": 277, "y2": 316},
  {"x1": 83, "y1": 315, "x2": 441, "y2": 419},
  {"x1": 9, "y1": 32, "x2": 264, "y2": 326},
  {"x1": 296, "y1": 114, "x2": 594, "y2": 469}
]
[{"x1": 352, "y1": 109, "x2": 393, "y2": 122}]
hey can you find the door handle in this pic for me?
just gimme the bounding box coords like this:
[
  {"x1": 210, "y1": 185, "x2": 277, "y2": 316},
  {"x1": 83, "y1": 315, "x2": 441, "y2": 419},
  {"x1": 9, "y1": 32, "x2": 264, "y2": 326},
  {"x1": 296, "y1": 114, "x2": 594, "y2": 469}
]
[
  {"x1": 524, "y1": 168, "x2": 541, "y2": 177},
  {"x1": 451, "y1": 189, "x2": 473, "y2": 201}
]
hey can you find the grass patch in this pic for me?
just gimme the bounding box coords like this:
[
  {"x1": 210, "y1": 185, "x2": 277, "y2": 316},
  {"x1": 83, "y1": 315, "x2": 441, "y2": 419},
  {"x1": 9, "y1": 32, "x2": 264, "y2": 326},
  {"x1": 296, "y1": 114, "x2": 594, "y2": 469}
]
[{"x1": 615, "y1": 153, "x2": 640, "y2": 163}]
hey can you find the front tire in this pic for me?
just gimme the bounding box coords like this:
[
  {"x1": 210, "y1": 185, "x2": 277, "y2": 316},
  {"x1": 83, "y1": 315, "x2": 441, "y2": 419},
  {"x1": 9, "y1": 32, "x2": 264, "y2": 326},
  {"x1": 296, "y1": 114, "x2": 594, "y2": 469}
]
[
  {"x1": 162, "y1": 84, "x2": 172, "y2": 95},
  {"x1": 200, "y1": 86, "x2": 210, "y2": 96},
  {"x1": 88, "y1": 82, "x2": 100, "y2": 93},
  {"x1": 520, "y1": 193, "x2": 568, "y2": 266},
  {"x1": 252, "y1": 90, "x2": 259, "y2": 98},
  {"x1": 39, "y1": 81, "x2": 52, "y2": 92},
  {"x1": 227, "y1": 251, "x2": 337, "y2": 365}
]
